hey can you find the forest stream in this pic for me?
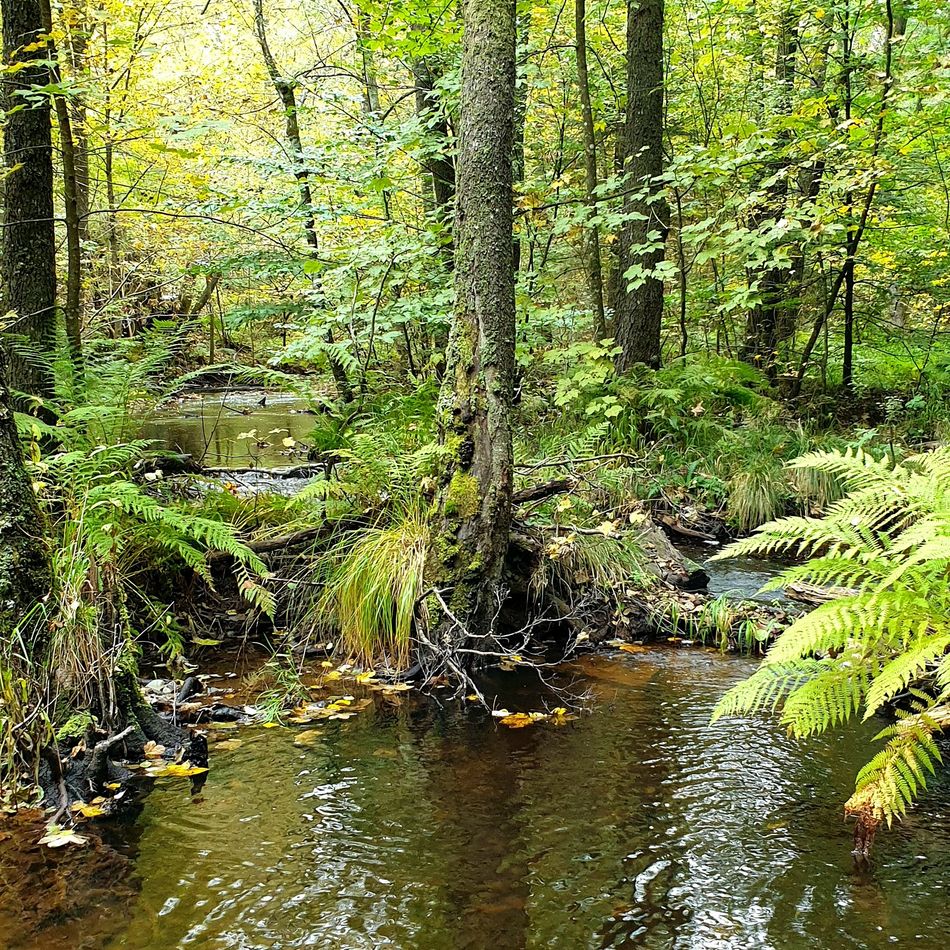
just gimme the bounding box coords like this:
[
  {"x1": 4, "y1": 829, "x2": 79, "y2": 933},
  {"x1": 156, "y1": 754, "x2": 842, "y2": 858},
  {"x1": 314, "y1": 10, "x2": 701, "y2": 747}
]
[
  {"x1": 1, "y1": 402, "x2": 945, "y2": 950},
  {"x1": 2, "y1": 647, "x2": 949, "y2": 950}
]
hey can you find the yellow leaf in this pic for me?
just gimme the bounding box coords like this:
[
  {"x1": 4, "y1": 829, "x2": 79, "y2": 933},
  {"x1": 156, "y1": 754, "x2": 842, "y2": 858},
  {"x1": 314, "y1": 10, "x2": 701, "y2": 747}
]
[
  {"x1": 499, "y1": 713, "x2": 536, "y2": 729},
  {"x1": 39, "y1": 826, "x2": 88, "y2": 848},
  {"x1": 153, "y1": 762, "x2": 209, "y2": 778},
  {"x1": 618, "y1": 643, "x2": 647, "y2": 654},
  {"x1": 294, "y1": 729, "x2": 324, "y2": 746},
  {"x1": 71, "y1": 802, "x2": 106, "y2": 819},
  {"x1": 143, "y1": 741, "x2": 166, "y2": 758}
]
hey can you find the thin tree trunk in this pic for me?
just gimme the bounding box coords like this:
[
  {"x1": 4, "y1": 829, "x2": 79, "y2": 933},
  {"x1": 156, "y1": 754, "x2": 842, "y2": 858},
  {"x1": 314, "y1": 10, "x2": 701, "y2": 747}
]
[
  {"x1": 741, "y1": 7, "x2": 798, "y2": 377},
  {"x1": 575, "y1": 0, "x2": 606, "y2": 340},
  {"x1": 39, "y1": 0, "x2": 84, "y2": 367},
  {"x1": 412, "y1": 54, "x2": 456, "y2": 267},
  {"x1": 792, "y1": 0, "x2": 898, "y2": 397},
  {"x1": 615, "y1": 0, "x2": 668, "y2": 371},
  {"x1": 433, "y1": 0, "x2": 517, "y2": 646},
  {"x1": 253, "y1": 0, "x2": 353, "y2": 403},
  {"x1": 1, "y1": 0, "x2": 57, "y2": 399}
]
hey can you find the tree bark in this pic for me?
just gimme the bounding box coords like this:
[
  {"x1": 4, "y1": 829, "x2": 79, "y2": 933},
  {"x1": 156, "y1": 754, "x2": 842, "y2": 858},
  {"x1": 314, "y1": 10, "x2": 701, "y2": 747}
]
[
  {"x1": 741, "y1": 9, "x2": 798, "y2": 377},
  {"x1": 1, "y1": 0, "x2": 57, "y2": 399},
  {"x1": 433, "y1": 0, "x2": 517, "y2": 646},
  {"x1": 252, "y1": 0, "x2": 353, "y2": 403},
  {"x1": 575, "y1": 0, "x2": 607, "y2": 339},
  {"x1": 615, "y1": 0, "x2": 668, "y2": 372},
  {"x1": 0, "y1": 347, "x2": 51, "y2": 639},
  {"x1": 39, "y1": 0, "x2": 83, "y2": 367},
  {"x1": 412, "y1": 54, "x2": 456, "y2": 267}
]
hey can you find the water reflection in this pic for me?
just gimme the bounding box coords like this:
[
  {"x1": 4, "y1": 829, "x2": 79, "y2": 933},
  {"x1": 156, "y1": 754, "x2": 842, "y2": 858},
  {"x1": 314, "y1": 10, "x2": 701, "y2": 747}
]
[
  {"x1": 3, "y1": 649, "x2": 950, "y2": 949},
  {"x1": 138, "y1": 392, "x2": 316, "y2": 468}
]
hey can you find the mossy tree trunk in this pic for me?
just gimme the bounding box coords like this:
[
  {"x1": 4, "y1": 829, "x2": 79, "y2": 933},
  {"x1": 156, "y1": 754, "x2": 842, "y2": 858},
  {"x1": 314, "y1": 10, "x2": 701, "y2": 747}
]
[
  {"x1": 432, "y1": 0, "x2": 517, "y2": 650},
  {"x1": 0, "y1": 348, "x2": 51, "y2": 640},
  {"x1": 614, "y1": 0, "x2": 668, "y2": 372},
  {"x1": 1, "y1": 0, "x2": 57, "y2": 400}
]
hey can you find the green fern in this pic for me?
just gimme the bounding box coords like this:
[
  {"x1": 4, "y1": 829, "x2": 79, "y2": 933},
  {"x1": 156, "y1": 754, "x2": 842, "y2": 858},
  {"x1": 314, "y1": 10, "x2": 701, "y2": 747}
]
[{"x1": 712, "y1": 446, "x2": 950, "y2": 840}]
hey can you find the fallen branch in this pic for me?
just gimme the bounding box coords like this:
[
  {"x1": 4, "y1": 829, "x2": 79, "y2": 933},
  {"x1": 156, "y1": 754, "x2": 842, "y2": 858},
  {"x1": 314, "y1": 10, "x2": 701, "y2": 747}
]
[
  {"x1": 512, "y1": 478, "x2": 574, "y2": 506},
  {"x1": 516, "y1": 452, "x2": 642, "y2": 472},
  {"x1": 655, "y1": 513, "x2": 718, "y2": 543},
  {"x1": 87, "y1": 725, "x2": 135, "y2": 795}
]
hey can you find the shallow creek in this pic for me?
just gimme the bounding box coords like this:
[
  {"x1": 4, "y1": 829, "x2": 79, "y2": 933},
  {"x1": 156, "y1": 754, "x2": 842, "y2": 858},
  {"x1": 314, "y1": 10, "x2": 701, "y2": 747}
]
[{"x1": 2, "y1": 648, "x2": 949, "y2": 950}]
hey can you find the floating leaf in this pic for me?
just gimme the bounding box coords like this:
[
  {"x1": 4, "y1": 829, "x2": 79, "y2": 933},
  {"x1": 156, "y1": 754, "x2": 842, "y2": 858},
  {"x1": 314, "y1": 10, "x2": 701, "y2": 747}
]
[
  {"x1": 39, "y1": 826, "x2": 88, "y2": 848},
  {"x1": 71, "y1": 802, "x2": 106, "y2": 819},
  {"x1": 618, "y1": 643, "x2": 647, "y2": 654},
  {"x1": 294, "y1": 729, "x2": 323, "y2": 746},
  {"x1": 152, "y1": 762, "x2": 209, "y2": 778},
  {"x1": 143, "y1": 741, "x2": 166, "y2": 758}
]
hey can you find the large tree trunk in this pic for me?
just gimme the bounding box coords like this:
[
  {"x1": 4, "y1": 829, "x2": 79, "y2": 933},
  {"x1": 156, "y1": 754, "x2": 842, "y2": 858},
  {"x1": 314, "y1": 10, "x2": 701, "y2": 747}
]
[
  {"x1": 0, "y1": 348, "x2": 51, "y2": 639},
  {"x1": 432, "y1": 0, "x2": 517, "y2": 647},
  {"x1": 615, "y1": 0, "x2": 668, "y2": 372},
  {"x1": 1, "y1": 0, "x2": 57, "y2": 400}
]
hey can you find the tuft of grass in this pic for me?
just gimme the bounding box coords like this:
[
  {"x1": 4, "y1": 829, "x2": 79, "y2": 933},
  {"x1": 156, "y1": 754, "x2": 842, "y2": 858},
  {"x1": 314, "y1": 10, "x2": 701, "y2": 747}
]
[
  {"x1": 727, "y1": 458, "x2": 788, "y2": 533},
  {"x1": 317, "y1": 512, "x2": 430, "y2": 669}
]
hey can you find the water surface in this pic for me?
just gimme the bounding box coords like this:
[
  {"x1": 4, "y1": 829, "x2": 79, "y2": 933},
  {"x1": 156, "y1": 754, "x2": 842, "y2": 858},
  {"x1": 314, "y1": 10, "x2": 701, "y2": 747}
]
[
  {"x1": 139, "y1": 391, "x2": 316, "y2": 468},
  {"x1": 3, "y1": 649, "x2": 948, "y2": 949}
]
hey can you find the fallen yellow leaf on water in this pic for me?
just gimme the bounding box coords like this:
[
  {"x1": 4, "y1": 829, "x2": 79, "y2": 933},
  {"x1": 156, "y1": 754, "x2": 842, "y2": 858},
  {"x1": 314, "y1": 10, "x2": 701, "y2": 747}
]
[
  {"x1": 152, "y1": 762, "x2": 209, "y2": 778},
  {"x1": 215, "y1": 739, "x2": 243, "y2": 751},
  {"x1": 262, "y1": 722, "x2": 280, "y2": 729},
  {"x1": 70, "y1": 802, "x2": 106, "y2": 819},
  {"x1": 618, "y1": 643, "x2": 647, "y2": 654},
  {"x1": 143, "y1": 741, "x2": 166, "y2": 758},
  {"x1": 355, "y1": 670, "x2": 377, "y2": 684},
  {"x1": 377, "y1": 682, "x2": 412, "y2": 693},
  {"x1": 499, "y1": 713, "x2": 536, "y2": 728},
  {"x1": 104, "y1": 782, "x2": 121, "y2": 791},
  {"x1": 294, "y1": 729, "x2": 323, "y2": 746},
  {"x1": 39, "y1": 826, "x2": 88, "y2": 848}
]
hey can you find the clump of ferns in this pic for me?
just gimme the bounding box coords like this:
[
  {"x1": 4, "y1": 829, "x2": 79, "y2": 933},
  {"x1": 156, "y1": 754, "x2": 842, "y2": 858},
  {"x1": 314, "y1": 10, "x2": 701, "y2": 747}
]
[
  {"x1": 289, "y1": 436, "x2": 448, "y2": 524},
  {"x1": 28, "y1": 440, "x2": 274, "y2": 690},
  {"x1": 712, "y1": 446, "x2": 950, "y2": 845}
]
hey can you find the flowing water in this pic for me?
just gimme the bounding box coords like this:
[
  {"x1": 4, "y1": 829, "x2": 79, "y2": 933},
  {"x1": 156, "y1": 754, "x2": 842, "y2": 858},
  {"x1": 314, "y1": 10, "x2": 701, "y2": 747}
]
[{"x1": 3, "y1": 648, "x2": 949, "y2": 950}]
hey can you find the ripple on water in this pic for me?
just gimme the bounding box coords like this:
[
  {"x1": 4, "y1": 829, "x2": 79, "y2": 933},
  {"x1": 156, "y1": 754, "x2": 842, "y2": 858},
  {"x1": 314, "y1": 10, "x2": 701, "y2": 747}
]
[{"x1": 3, "y1": 649, "x2": 950, "y2": 949}]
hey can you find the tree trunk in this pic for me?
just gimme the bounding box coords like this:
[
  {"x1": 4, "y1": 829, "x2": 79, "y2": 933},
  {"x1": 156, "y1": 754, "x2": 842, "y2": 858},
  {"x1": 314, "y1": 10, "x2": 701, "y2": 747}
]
[
  {"x1": 39, "y1": 0, "x2": 84, "y2": 367},
  {"x1": 253, "y1": 0, "x2": 353, "y2": 403},
  {"x1": 1, "y1": 0, "x2": 57, "y2": 399},
  {"x1": 412, "y1": 54, "x2": 456, "y2": 268},
  {"x1": 575, "y1": 0, "x2": 607, "y2": 340},
  {"x1": 432, "y1": 0, "x2": 517, "y2": 646},
  {"x1": 0, "y1": 347, "x2": 51, "y2": 639},
  {"x1": 740, "y1": 8, "x2": 797, "y2": 377},
  {"x1": 615, "y1": 0, "x2": 668, "y2": 372}
]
